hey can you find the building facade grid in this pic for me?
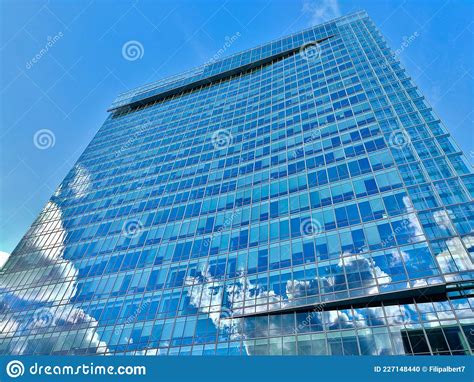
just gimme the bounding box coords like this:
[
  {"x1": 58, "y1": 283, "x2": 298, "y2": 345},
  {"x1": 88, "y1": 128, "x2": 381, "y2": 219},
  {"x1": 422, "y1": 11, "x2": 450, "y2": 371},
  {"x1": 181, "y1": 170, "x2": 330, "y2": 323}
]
[{"x1": 0, "y1": 11, "x2": 473, "y2": 356}]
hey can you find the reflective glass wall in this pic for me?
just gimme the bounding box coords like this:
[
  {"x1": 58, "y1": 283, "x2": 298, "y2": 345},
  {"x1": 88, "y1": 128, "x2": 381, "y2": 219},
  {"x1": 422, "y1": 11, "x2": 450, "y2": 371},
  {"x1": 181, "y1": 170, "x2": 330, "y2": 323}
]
[{"x1": 0, "y1": 11, "x2": 473, "y2": 355}]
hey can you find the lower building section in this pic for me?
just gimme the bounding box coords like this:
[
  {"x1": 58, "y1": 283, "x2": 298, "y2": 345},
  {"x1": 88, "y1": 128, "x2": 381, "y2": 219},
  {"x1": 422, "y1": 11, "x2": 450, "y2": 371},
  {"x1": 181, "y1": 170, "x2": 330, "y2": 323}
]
[
  {"x1": 172, "y1": 282, "x2": 473, "y2": 356},
  {"x1": 1, "y1": 280, "x2": 472, "y2": 356},
  {"x1": 239, "y1": 301, "x2": 473, "y2": 356}
]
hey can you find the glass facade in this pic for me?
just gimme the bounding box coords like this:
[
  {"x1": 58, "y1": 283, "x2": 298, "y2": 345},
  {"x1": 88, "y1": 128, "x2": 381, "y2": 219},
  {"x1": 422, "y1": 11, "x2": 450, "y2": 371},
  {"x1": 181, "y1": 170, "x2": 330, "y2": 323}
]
[{"x1": 1, "y1": 11, "x2": 473, "y2": 356}]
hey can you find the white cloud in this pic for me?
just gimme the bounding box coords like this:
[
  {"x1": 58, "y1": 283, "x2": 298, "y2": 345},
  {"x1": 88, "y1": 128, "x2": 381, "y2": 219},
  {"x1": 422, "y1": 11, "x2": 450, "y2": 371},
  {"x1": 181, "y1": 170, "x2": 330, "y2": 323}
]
[
  {"x1": 0, "y1": 202, "x2": 77, "y2": 303},
  {"x1": 286, "y1": 279, "x2": 311, "y2": 300},
  {"x1": 185, "y1": 250, "x2": 395, "y2": 354},
  {"x1": 69, "y1": 164, "x2": 92, "y2": 199},
  {"x1": 185, "y1": 272, "x2": 225, "y2": 329},
  {"x1": 433, "y1": 210, "x2": 453, "y2": 231},
  {"x1": 389, "y1": 250, "x2": 410, "y2": 267},
  {"x1": 8, "y1": 305, "x2": 107, "y2": 355},
  {"x1": 302, "y1": 0, "x2": 341, "y2": 26},
  {"x1": 403, "y1": 196, "x2": 425, "y2": 242},
  {"x1": 0, "y1": 200, "x2": 106, "y2": 354},
  {"x1": 0, "y1": 251, "x2": 10, "y2": 269},
  {"x1": 0, "y1": 314, "x2": 18, "y2": 340},
  {"x1": 435, "y1": 237, "x2": 473, "y2": 274},
  {"x1": 338, "y1": 253, "x2": 392, "y2": 293}
]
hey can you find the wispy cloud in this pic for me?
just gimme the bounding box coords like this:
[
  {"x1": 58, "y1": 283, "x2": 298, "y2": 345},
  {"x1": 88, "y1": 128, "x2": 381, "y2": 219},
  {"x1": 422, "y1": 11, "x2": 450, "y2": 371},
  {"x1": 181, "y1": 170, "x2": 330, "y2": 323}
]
[
  {"x1": 0, "y1": 251, "x2": 9, "y2": 269},
  {"x1": 302, "y1": 0, "x2": 341, "y2": 26}
]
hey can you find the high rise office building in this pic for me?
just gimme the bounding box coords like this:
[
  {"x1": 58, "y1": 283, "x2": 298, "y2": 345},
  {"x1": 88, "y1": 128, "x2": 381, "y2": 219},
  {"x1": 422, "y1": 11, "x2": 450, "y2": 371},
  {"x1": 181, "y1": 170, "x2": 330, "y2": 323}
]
[{"x1": 1, "y1": 11, "x2": 473, "y2": 356}]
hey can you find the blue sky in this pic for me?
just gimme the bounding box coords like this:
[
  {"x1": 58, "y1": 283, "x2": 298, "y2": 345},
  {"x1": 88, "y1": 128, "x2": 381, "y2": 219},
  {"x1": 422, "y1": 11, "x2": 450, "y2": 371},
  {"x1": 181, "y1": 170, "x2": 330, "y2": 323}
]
[{"x1": 0, "y1": 0, "x2": 473, "y2": 255}]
